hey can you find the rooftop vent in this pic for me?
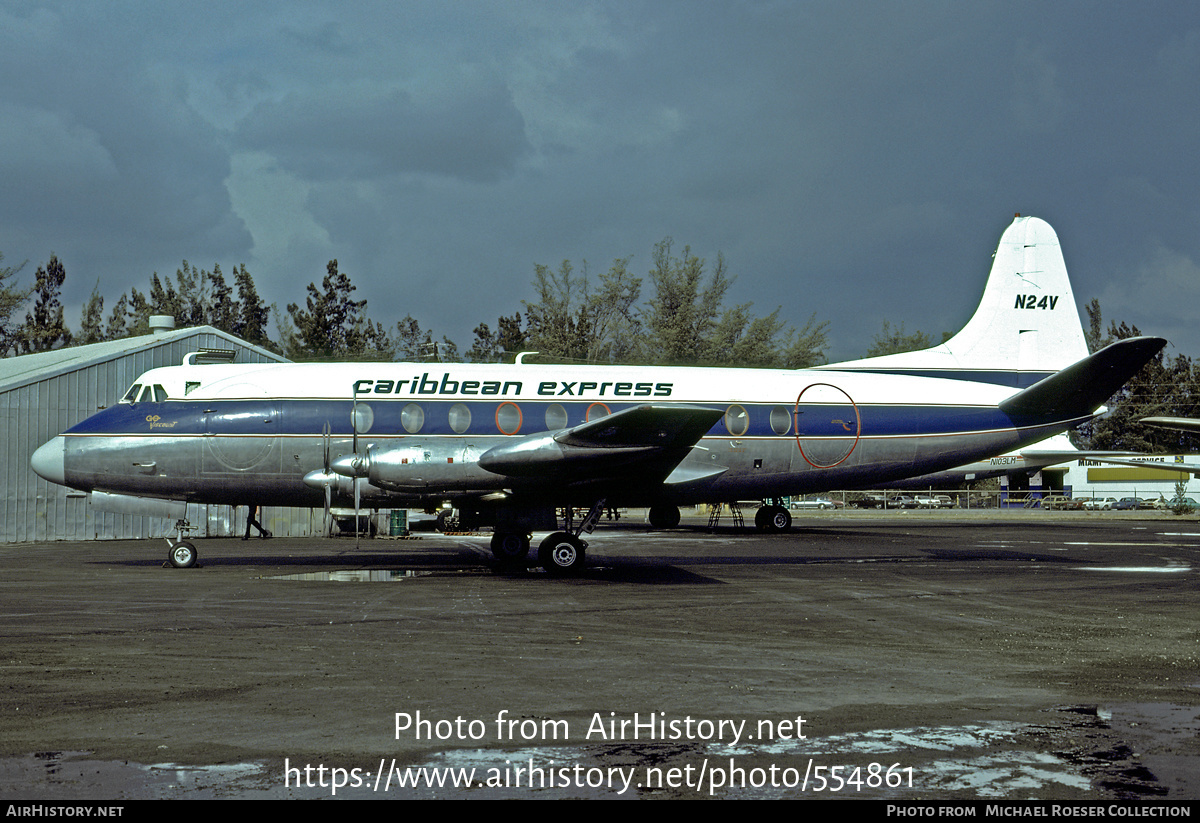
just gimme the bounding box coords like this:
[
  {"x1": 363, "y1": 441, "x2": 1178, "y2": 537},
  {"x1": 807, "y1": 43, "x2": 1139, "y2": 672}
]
[{"x1": 149, "y1": 315, "x2": 176, "y2": 335}]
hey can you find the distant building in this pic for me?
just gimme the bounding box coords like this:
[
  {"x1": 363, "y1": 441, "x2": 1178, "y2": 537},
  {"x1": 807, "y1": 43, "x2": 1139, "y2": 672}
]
[
  {"x1": 1060, "y1": 455, "x2": 1198, "y2": 504},
  {"x1": 0, "y1": 325, "x2": 322, "y2": 542}
]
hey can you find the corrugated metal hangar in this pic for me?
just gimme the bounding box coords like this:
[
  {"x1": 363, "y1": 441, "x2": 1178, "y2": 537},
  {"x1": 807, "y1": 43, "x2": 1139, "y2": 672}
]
[{"x1": 0, "y1": 325, "x2": 318, "y2": 543}]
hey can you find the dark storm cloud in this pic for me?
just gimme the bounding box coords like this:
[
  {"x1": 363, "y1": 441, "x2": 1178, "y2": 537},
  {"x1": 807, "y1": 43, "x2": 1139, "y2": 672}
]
[
  {"x1": 2, "y1": 1, "x2": 1199, "y2": 365},
  {"x1": 236, "y1": 80, "x2": 530, "y2": 183}
]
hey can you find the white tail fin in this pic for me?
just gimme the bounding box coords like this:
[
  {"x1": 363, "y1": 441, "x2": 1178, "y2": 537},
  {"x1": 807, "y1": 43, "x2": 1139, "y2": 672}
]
[{"x1": 823, "y1": 215, "x2": 1090, "y2": 387}]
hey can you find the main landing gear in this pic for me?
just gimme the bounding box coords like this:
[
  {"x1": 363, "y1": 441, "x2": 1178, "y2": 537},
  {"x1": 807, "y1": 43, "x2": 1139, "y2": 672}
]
[
  {"x1": 489, "y1": 500, "x2": 604, "y2": 576},
  {"x1": 647, "y1": 504, "x2": 681, "y2": 529},
  {"x1": 754, "y1": 500, "x2": 792, "y2": 533}
]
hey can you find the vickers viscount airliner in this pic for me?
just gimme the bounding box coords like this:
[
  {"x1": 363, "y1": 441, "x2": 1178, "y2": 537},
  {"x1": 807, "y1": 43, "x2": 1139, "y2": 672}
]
[{"x1": 31, "y1": 215, "x2": 1165, "y2": 574}]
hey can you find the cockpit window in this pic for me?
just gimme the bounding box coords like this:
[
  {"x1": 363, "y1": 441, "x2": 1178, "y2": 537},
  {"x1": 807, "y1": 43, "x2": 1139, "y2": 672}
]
[{"x1": 125, "y1": 383, "x2": 168, "y2": 403}]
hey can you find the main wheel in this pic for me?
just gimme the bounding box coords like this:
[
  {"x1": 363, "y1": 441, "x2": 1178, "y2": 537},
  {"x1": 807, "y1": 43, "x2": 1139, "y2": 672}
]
[
  {"x1": 757, "y1": 505, "x2": 792, "y2": 532},
  {"x1": 754, "y1": 506, "x2": 771, "y2": 531},
  {"x1": 647, "y1": 505, "x2": 681, "y2": 529},
  {"x1": 490, "y1": 532, "x2": 530, "y2": 563},
  {"x1": 538, "y1": 532, "x2": 585, "y2": 576},
  {"x1": 168, "y1": 541, "x2": 197, "y2": 569},
  {"x1": 435, "y1": 509, "x2": 458, "y2": 532},
  {"x1": 768, "y1": 506, "x2": 792, "y2": 532}
]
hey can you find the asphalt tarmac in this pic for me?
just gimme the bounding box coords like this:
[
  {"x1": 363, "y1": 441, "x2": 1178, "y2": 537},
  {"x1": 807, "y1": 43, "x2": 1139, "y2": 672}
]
[{"x1": 1, "y1": 509, "x2": 1197, "y2": 800}]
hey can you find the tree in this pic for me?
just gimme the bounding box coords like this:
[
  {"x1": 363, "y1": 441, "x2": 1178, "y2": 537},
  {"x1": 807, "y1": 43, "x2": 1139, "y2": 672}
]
[
  {"x1": 15, "y1": 254, "x2": 71, "y2": 353},
  {"x1": 1074, "y1": 305, "x2": 1200, "y2": 453},
  {"x1": 467, "y1": 312, "x2": 526, "y2": 362},
  {"x1": 639, "y1": 239, "x2": 814, "y2": 367},
  {"x1": 783, "y1": 313, "x2": 830, "y2": 368},
  {"x1": 284, "y1": 260, "x2": 390, "y2": 359},
  {"x1": 641, "y1": 239, "x2": 733, "y2": 365},
  {"x1": 232, "y1": 264, "x2": 271, "y2": 347},
  {"x1": 0, "y1": 252, "x2": 32, "y2": 356},
  {"x1": 522, "y1": 238, "x2": 827, "y2": 368},
  {"x1": 865, "y1": 320, "x2": 933, "y2": 358},
  {"x1": 206, "y1": 264, "x2": 237, "y2": 334},
  {"x1": 78, "y1": 281, "x2": 105, "y2": 345},
  {"x1": 522, "y1": 260, "x2": 592, "y2": 361},
  {"x1": 104, "y1": 293, "x2": 129, "y2": 340}
]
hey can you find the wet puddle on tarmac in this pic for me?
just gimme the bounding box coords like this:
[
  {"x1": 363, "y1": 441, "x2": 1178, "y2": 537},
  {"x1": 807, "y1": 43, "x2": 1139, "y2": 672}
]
[
  {"x1": 7, "y1": 705, "x2": 1193, "y2": 799},
  {"x1": 265, "y1": 570, "x2": 434, "y2": 582}
]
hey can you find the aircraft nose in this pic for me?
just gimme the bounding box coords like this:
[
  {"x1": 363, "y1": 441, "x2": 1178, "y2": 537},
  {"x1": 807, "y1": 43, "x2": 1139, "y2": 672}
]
[{"x1": 31, "y1": 436, "x2": 66, "y2": 485}]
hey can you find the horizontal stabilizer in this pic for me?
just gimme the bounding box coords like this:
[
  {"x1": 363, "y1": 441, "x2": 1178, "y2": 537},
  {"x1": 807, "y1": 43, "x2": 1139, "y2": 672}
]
[{"x1": 999, "y1": 336, "x2": 1166, "y2": 421}]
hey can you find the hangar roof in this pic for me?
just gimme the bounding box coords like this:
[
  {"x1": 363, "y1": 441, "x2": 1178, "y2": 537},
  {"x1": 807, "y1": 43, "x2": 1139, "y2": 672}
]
[{"x1": 0, "y1": 326, "x2": 287, "y2": 394}]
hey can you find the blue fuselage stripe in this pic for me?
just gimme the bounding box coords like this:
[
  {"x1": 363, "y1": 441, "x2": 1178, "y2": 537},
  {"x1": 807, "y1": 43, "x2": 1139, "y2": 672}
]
[{"x1": 67, "y1": 398, "x2": 1026, "y2": 440}]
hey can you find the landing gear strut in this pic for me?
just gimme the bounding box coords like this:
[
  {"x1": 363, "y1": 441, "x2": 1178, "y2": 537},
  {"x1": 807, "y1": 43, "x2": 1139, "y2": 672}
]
[{"x1": 166, "y1": 519, "x2": 197, "y2": 568}]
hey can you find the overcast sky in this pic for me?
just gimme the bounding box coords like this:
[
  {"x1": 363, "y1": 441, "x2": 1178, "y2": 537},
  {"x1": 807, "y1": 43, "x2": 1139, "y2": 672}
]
[{"x1": 3, "y1": 1, "x2": 1199, "y2": 363}]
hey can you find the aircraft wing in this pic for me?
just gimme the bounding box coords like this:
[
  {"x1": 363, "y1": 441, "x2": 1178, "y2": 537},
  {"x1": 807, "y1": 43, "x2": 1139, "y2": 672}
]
[
  {"x1": 478, "y1": 404, "x2": 724, "y2": 478},
  {"x1": 1142, "y1": 416, "x2": 1200, "y2": 434}
]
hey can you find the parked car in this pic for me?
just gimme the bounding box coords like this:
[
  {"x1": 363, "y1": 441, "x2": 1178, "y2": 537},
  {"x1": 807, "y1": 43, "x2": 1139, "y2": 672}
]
[
  {"x1": 1112, "y1": 497, "x2": 1146, "y2": 510},
  {"x1": 1042, "y1": 496, "x2": 1084, "y2": 510},
  {"x1": 849, "y1": 493, "x2": 889, "y2": 509},
  {"x1": 1084, "y1": 497, "x2": 1117, "y2": 511},
  {"x1": 791, "y1": 497, "x2": 839, "y2": 510},
  {"x1": 1167, "y1": 496, "x2": 1200, "y2": 512}
]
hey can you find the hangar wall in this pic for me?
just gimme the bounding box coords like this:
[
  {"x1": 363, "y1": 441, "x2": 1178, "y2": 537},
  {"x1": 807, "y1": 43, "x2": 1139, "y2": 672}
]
[
  {"x1": 1060, "y1": 457, "x2": 1198, "y2": 504},
  {"x1": 0, "y1": 326, "x2": 316, "y2": 543}
]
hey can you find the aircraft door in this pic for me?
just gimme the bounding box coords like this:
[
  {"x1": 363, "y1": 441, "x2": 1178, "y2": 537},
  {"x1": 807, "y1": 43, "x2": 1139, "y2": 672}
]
[
  {"x1": 203, "y1": 401, "x2": 282, "y2": 474},
  {"x1": 793, "y1": 383, "x2": 861, "y2": 469}
]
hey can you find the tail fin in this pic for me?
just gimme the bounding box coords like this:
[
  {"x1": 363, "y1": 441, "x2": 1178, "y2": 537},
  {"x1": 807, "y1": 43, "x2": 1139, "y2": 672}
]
[{"x1": 823, "y1": 215, "x2": 1090, "y2": 387}]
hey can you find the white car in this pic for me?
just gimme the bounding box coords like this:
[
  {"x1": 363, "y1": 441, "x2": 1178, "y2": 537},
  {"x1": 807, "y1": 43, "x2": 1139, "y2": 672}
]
[{"x1": 790, "y1": 498, "x2": 838, "y2": 510}]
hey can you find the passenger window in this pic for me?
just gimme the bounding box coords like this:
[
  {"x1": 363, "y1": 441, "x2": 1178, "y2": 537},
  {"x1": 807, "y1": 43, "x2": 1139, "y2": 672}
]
[
  {"x1": 352, "y1": 403, "x2": 374, "y2": 434},
  {"x1": 724, "y1": 404, "x2": 749, "y2": 436},
  {"x1": 401, "y1": 403, "x2": 424, "y2": 434},
  {"x1": 496, "y1": 402, "x2": 522, "y2": 435},
  {"x1": 770, "y1": 405, "x2": 791, "y2": 435},
  {"x1": 545, "y1": 403, "x2": 568, "y2": 431},
  {"x1": 448, "y1": 403, "x2": 471, "y2": 434}
]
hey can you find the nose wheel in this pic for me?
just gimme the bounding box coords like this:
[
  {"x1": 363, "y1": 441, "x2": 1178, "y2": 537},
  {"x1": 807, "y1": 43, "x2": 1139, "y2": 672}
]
[{"x1": 166, "y1": 519, "x2": 198, "y2": 568}]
